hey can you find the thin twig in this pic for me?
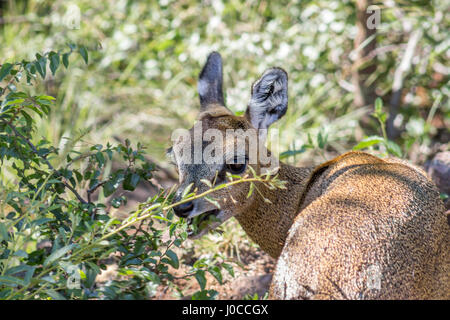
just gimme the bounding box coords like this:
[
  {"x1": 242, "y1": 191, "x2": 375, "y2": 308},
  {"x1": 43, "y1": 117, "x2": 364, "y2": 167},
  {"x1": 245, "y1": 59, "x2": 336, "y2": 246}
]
[
  {"x1": 87, "y1": 180, "x2": 107, "y2": 203},
  {"x1": 3, "y1": 121, "x2": 88, "y2": 204},
  {"x1": 0, "y1": 65, "x2": 23, "y2": 98}
]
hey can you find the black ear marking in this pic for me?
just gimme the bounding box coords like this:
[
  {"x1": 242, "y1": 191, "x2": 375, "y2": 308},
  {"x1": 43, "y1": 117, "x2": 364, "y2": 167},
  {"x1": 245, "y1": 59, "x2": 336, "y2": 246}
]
[
  {"x1": 246, "y1": 67, "x2": 288, "y2": 130},
  {"x1": 198, "y1": 52, "x2": 225, "y2": 109}
]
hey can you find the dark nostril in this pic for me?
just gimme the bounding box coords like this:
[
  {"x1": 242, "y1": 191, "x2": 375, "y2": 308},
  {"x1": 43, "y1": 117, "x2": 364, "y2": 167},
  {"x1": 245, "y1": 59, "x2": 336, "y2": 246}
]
[
  {"x1": 179, "y1": 201, "x2": 194, "y2": 212},
  {"x1": 173, "y1": 200, "x2": 194, "y2": 217}
]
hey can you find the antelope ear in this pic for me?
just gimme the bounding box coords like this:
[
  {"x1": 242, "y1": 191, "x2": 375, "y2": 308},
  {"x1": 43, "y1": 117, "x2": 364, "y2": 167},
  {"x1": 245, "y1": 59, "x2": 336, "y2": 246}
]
[
  {"x1": 198, "y1": 52, "x2": 225, "y2": 110},
  {"x1": 245, "y1": 68, "x2": 288, "y2": 130}
]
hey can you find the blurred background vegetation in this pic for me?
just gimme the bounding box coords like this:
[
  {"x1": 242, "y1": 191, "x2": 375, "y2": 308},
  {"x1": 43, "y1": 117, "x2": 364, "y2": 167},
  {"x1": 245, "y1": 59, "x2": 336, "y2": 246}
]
[
  {"x1": 0, "y1": 0, "x2": 448, "y2": 299},
  {"x1": 1, "y1": 0, "x2": 448, "y2": 167}
]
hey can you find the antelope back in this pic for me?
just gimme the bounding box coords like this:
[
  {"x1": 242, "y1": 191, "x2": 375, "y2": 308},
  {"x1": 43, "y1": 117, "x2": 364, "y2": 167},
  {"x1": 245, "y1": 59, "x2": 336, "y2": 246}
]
[{"x1": 270, "y1": 151, "x2": 449, "y2": 299}]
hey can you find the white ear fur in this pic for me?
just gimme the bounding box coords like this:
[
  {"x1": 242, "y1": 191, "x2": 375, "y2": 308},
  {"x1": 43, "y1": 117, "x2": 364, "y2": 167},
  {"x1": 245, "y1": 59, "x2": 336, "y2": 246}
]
[{"x1": 246, "y1": 68, "x2": 288, "y2": 130}]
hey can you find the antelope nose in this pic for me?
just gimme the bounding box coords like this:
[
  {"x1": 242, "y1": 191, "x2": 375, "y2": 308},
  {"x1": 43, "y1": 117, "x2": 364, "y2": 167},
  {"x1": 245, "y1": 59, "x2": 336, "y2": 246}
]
[{"x1": 173, "y1": 200, "x2": 194, "y2": 217}]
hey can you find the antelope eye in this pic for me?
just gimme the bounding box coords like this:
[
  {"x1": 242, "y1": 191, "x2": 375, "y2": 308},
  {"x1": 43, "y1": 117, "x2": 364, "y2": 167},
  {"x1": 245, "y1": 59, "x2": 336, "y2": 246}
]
[{"x1": 226, "y1": 157, "x2": 247, "y2": 174}]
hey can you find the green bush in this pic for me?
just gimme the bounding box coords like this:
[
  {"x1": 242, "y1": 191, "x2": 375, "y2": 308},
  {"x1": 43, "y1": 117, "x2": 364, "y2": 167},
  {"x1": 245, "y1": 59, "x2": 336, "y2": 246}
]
[
  {"x1": 2, "y1": 1, "x2": 447, "y2": 168},
  {"x1": 0, "y1": 46, "x2": 249, "y2": 299},
  {"x1": 1, "y1": 0, "x2": 448, "y2": 300}
]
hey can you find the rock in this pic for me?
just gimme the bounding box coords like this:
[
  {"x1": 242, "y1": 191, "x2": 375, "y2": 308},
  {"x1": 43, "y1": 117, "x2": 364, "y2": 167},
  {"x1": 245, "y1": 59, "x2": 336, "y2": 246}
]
[{"x1": 425, "y1": 151, "x2": 450, "y2": 209}]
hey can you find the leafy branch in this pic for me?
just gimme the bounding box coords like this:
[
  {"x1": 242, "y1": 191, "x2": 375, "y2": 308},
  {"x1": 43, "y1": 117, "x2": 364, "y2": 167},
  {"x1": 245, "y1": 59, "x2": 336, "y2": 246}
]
[
  {"x1": 4, "y1": 170, "x2": 285, "y2": 300},
  {"x1": 2, "y1": 119, "x2": 88, "y2": 204},
  {"x1": 353, "y1": 97, "x2": 403, "y2": 157}
]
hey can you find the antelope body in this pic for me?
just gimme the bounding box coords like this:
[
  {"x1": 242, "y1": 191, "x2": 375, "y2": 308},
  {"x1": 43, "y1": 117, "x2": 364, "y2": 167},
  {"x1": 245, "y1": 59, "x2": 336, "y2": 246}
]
[{"x1": 169, "y1": 52, "x2": 449, "y2": 299}]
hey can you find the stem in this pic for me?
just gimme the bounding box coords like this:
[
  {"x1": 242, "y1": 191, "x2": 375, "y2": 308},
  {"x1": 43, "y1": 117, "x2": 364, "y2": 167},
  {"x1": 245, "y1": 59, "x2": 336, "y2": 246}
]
[
  {"x1": 87, "y1": 180, "x2": 107, "y2": 204},
  {"x1": 68, "y1": 177, "x2": 267, "y2": 265},
  {"x1": 6, "y1": 175, "x2": 279, "y2": 300},
  {"x1": 2, "y1": 121, "x2": 88, "y2": 204},
  {"x1": 379, "y1": 117, "x2": 388, "y2": 141},
  {"x1": 0, "y1": 65, "x2": 23, "y2": 98}
]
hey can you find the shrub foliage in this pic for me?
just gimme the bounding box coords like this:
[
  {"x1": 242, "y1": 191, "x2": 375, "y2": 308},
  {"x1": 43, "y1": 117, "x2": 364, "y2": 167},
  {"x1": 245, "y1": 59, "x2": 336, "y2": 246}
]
[{"x1": 0, "y1": 46, "x2": 247, "y2": 300}]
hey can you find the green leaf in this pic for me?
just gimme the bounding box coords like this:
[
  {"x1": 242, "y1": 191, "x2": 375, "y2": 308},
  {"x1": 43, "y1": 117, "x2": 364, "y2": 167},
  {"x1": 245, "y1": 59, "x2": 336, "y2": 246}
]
[
  {"x1": 4, "y1": 265, "x2": 35, "y2": 286},
  {"x1": 79, "y1": 269, "x2": 86, "y2": 280},
  {"x1": 375, "y1": 97, "x2": 383, "y2": 114},
  {"x1": 49, "y1": 52, "x2": 60, "y2": 75},
  {"x1": 385, "y1": 140, "x2": 402, "y2": 157},
  {"x1": 307, "y1": 133, "x2": 313, "y2": 146},
  {"x1": 0, "y1": 63, "x2": 13, "y2": 81},
  {"x1": 204, "y1": 196, "x2": 220, "y2": 209},
  {"x1": 103, "y1": 181, "x2": 116, "y2": 197},
  {"x1": 44, "y1": 243, "x2": 78, "y2": 267},
  {"x1": 152, "y1": 215, "x2": 170, "y2": 222},
  {"x1": 200, "y1": 179, "x2": 212, "y2": 188},
  {"x1": 0, "y1": 222, "x2": 9, "y2": 241},
  {"x1": 23, "y1": 266, "x2": 36, "y2": 285},
  {"x1": 318, "y1": 131, "x2": 327, "y2": 149},
  {"x1": 13, "y1": 250, "x2": 28, "y2": 258},
  {"x1": 102, "y1": 217, "x2": 121, "y2": 233},
  {"x1": 191, "y1": 289, "x2": 218, "y2": 300},
  {"x1": 86, "y1": 261, "x2": 101, "y2": 275},
  {"x1": 123, "y1": 258, "x2": 142, "y2": 266},
  {"x1": 45, "y1": 289, "x2": 66, "y2": 300},
  {"x1": 195, "y1": 270, "x2": 207, "y2": 291},
  {"x1": 208, "y1": 266, "x2": 223, "y2": 284},
  {"x1": 10, "y1": 91, "x2": 28, "y2": 98},
  {"x1": 25, "y1": 105, "x2": 44, "y2": 117},
  {"x1": 20, "y1": 110, "x2": 33, "y2": 128},
  {"x1": 62, "y1": 53, "x2": 70, "y2": 68},
  {"x1": 247, "y1": 182, "x2": 255, "y2": 198},
  {"x1": 95, "y1": 151, "x2": 105, "y2": 166},
  {"x1": 79, "y1": 46, "x2": 89, "y2": 64},
  {"x1": 222, "y1": 263, "x2": 234, "y2": 277},
  {"x1": 35, "y1": 56, "x2": 47, "y2": 79},
  {"x1": 40, "y1": 275, "x2": 57, "y2": 284},
  {"x1": 109, "y1": 197, "x2": 124, "y2": 210},
  {"x1": 165, "y1": 249, "x2": 179, "y2": 269},
  {"x1": 36, "y1": 95, "x2": 55, "y2": 101},
  {"x1": 0, "y1": 275, "x2": 26, "y2": 287},
  {"x1": 279, "y1": 146, "x2": 306, "y2": 159},
  {"x1": 353, "y1": 136, "x2": 384, "y2": 150},
  {"x1": 181, "y1": 183, "x2": 193, "y2": 199},
  {"x1": 123, "y1": 172, "x2": 140, "y2": 191},
  {"x1": 31, "y1": 217, "x2": 54, "y2": 227}
]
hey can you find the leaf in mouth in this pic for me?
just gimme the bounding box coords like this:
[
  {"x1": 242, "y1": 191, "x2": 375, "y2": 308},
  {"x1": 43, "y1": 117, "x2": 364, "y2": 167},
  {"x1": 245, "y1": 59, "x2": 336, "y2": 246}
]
[{"x1": 187, "y1": 210, "x2": 221, "y2": 236}]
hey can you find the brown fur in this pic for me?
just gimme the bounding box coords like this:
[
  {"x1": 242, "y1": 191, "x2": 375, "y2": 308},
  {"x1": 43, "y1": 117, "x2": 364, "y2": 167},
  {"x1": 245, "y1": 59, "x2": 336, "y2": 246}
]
[
  {"x1": 172, "y1": 52, "x2": 448, "y2": 299},
  {"x1": 174, "y1": 108, "x2": 449, "y2": 299},
  {"x1": 268, "y1": 151, "x2": 449, "y2": 299}
]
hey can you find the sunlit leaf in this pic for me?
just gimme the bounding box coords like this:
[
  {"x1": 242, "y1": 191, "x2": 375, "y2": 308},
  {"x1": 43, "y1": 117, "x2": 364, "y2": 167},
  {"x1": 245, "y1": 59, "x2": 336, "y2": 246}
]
[
  {"x1": 353, "y1": 136, "x2": 384, "y2": 150},
  {"x1": 0, "y1": 63, "x2": 13, "y2": 82}
]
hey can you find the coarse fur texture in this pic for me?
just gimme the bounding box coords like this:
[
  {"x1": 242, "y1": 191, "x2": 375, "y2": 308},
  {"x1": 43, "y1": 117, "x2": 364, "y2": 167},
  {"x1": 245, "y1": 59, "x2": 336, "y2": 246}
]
[
  {"x1": 269, "y1": 151, "x2": 449, "y2": 299},
  {"x1": 170, "y1": 52, "x2": 449, "y2": 299}
]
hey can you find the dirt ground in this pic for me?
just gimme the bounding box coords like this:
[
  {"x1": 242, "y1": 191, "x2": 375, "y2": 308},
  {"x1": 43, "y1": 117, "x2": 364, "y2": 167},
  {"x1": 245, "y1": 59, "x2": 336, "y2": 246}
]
[
  {"x1": 155, "y1": 246, "x2": 276, "y2": 300},
  {"x1": 95, "y1": 236, "x2": 276, "y2": 300}
]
